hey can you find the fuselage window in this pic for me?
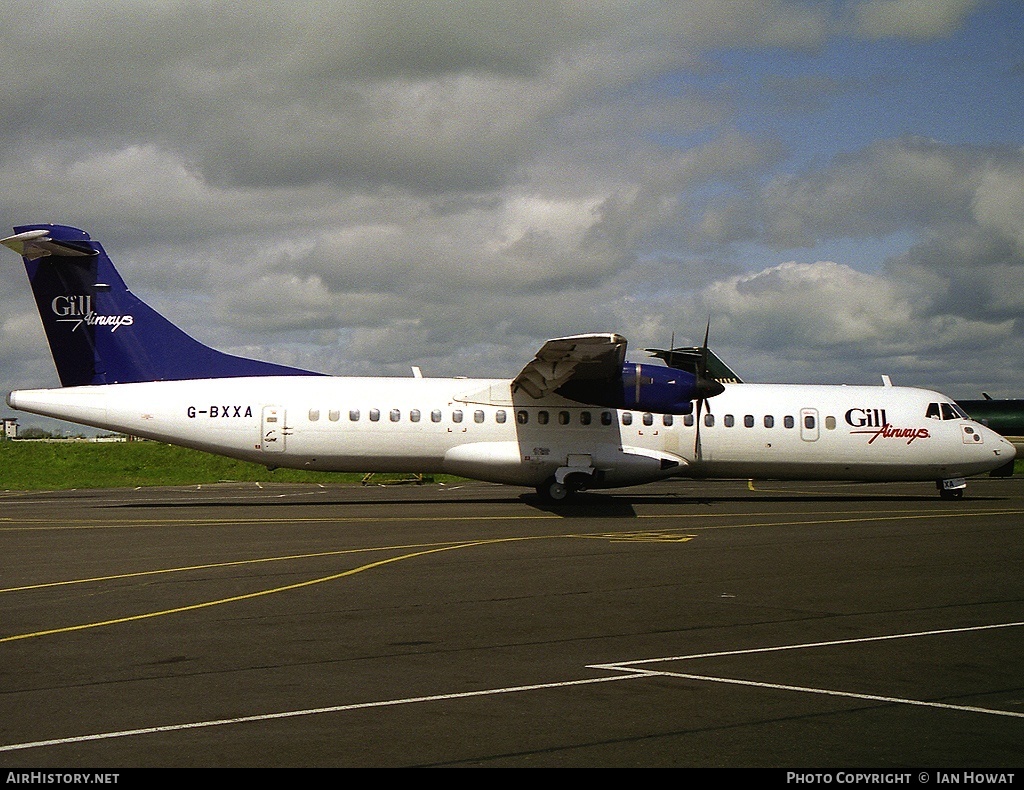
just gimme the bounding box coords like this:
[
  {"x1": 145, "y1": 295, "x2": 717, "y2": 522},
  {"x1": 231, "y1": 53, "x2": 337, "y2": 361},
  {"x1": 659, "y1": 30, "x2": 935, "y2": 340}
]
[
  {"x1": 825, "y1": 415, "x2": 836, "y2": 430},
  {"x1": 804, "y1": 414, "x2": 816, "y2": 430},
  {"x1": 329, "y1": 410, "x2": 340, "y2": 422},
  {"x1": 474, "y1": 410, "x2": 485, "y2": 423},
  {"x1": 683, "y1": 414, "x2": 694, "y2": 427},
  {"x1": 744, "y1": 415, "x2": 754, "y2": 428},
  {"x1": 409, "y1": 409, "x2": 421, "y2": 423},
  {"x1": 369, "y1": 409, "x2": 380, "y2": 422},
  {"x1": 390, "y1": 409, "x2": 401, "y2": 422},
  {"x1": 349, "y1": 409, "x2": 360, "y2": 422},
  {"x1": 308, "y1": 409, "x2": 320, "y2": 422},
  {"x1": 784, "y1": 415, "x2": 794, "y2": 429},
  {"x1": 496, "y1": 410, "x2": 507, "y2": 424},
  {"x1": 663, "y1": 414, "x2": 673, "y2": 426},
  {"x1": 431, "y1": 409, "x2": 442, "y2": 423},
  {"x1": 764, "y1": 415, "x2": 774, "y2": 428},
  {"x1": 580, "y1": 411, "x2": 592, "y2": 425},
  {"x1": 622, "y1": 412, "x2": 633, "y2": 426},
  {"x1": 452, "y1": 410, "x2": 463, "y2": 423},
  {"x1": 558, "y1": 411, "x2": 571, "y2": 425},
  {"x1": 517, "y1": 410, "x2": 529, "y2": 425},
  {"x1": 724, "y1": 414, "x2": 734, "y2": 427},
  {"x1": 704, "y1": 413, "x2": 714, "y2": 427},
  {"x1": 601, "y1": 411, "x2": 614, "y2": 426},
  {"x1": 642, "y1": 412, "x2": 654, "y2": 426},
  {"x1": 538, "y1": 410, "x2": 549, "y2": 424}
]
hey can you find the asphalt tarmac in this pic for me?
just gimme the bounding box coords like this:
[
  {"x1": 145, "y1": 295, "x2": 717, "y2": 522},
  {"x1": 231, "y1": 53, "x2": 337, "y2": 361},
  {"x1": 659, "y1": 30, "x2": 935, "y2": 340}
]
[{"x1": 1, "y1": 476, "x2": 1022, "y2": 768}]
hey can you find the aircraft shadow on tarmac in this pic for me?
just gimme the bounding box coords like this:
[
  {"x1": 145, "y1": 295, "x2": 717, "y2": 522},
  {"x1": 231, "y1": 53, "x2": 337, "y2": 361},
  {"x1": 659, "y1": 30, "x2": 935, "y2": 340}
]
[
  {"x1": 519, "y1": 490, "x2": 1004, "y2": 516},
  {"x1": 85, "y1": 486, "x2": 1007, "y2": 520}
]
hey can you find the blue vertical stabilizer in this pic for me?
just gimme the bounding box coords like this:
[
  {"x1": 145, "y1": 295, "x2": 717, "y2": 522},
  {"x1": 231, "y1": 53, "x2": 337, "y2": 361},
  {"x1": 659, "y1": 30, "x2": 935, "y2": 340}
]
[{"x1": 3, "y1": 224, "x2": 323, "y2": 386}]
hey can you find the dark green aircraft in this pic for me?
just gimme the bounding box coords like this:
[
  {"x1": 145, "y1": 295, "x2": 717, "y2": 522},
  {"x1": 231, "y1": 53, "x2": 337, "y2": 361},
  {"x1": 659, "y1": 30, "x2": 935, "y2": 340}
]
[
  {"x1": 954, "y1": 395, "x2": 1024, "y2": 440},
  {"x1": 645, "y1": 346, "x2": 743, "y2": 384}
]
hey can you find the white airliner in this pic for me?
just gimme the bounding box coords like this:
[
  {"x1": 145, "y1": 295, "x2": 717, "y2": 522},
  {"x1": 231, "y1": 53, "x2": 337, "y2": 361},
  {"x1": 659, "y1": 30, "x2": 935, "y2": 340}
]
[{"x1": 2, "y1": 224, "x2": 1015, "y2": 501}]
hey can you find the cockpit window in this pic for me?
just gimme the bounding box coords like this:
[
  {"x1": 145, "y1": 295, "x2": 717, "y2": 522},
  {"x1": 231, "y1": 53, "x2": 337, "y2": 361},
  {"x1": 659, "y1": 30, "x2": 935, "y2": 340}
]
[{"x1": 927, "y1": 401, "x2": 970, "y2": 420}]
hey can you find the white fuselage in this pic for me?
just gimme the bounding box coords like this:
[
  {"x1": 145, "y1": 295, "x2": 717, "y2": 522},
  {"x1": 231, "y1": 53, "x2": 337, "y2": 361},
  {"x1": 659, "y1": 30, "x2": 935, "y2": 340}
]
[{"x1": 6, "y1": 376, "x2": 1016, "y2": 489}]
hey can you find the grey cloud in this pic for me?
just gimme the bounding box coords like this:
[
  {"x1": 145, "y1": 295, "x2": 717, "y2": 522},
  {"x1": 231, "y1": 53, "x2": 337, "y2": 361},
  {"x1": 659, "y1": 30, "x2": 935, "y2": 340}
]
[{"x1": 760, "y1": 137, "x2": 996, "y2": 247}]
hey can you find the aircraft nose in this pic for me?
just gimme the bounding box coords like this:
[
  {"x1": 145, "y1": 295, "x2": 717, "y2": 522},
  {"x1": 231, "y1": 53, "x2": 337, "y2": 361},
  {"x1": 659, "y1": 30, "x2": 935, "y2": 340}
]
[{"x1": 982, "y1": 427, "x2": 1017, "y2": 474}]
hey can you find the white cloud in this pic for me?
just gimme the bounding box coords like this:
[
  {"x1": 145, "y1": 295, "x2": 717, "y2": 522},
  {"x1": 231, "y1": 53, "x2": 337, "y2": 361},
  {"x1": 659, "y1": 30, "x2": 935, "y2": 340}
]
[
  {"x1": 973, "y1": 159, "x2": 1024, "y2": 255},
  {"x1": 692, "y1": 260, "x2": 1016, "y2": 387},
  {"x1": 854, "y1": 0, "x2": 987, "y2": 40}
]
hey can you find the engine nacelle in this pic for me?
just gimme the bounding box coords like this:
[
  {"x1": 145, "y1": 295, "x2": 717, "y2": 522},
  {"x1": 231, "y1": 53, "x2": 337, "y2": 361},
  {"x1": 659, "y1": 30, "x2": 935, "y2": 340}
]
[{"x1": 557, "y1": 362, "x2": 698, "y2": 415}]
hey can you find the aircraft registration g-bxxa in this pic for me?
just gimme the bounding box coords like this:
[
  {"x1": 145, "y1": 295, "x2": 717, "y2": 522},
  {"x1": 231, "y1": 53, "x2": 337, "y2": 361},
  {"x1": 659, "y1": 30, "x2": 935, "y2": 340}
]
[{"x1": 2, "y1": 224, "x2": 1016, "y2": 501}]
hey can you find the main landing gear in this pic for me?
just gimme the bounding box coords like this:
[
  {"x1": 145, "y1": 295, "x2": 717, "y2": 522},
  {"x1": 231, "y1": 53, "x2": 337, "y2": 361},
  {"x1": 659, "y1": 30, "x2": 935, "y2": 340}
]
[
  {"x1": 537, "y1": 478, "x2": 570, "y2": 502},
  {"x1": 536, "y1": 474, "x2": 591, "y2": 503}
]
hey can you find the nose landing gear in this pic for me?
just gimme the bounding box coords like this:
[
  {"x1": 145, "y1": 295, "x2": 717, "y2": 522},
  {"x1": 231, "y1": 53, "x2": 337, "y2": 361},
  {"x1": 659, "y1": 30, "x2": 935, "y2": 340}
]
[{"x1": 937, "y1": 477, "x2": 966, "y2": 499}]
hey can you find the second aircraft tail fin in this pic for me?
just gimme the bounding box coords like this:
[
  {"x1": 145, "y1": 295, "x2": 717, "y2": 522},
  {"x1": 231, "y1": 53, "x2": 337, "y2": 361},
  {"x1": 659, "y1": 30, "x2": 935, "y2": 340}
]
[{"x1": 645, "y1": 345, "x2": 743, "y2": 384}]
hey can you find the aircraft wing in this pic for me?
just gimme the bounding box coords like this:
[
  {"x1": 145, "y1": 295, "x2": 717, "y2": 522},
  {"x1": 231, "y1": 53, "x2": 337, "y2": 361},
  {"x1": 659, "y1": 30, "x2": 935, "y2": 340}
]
[{"x1": 512, "y1": 333, "x2": 627, "y2": 399}]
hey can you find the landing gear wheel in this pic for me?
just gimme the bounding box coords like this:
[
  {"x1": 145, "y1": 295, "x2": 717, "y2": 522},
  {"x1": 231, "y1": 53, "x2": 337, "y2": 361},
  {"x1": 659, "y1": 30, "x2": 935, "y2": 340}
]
[
  {"x1": 939, "y1": 488, "x2": 964, "y2": 500},
  {"x1": 537, "y1": 477, "x2": 570, "y2": 503}
]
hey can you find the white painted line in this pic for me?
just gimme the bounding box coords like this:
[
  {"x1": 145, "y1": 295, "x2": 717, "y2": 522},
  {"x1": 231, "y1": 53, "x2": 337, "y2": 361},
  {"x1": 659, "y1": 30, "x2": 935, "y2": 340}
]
[
  {"x1": 610, "y1": 667, "x2": 1024, "y2": 719},
  {"x1": 0, "y1": 674, "x2": 642, "y2": 753},
  {"x1": 589, "y1": 620, "x2": 1024, "y2": 669},
  {"x1": 5, "y1": 621, "x2": 1021, "y2": 753},
  {"x1": 586, "y1": 621, "x2": 1024, "y2": 721}
]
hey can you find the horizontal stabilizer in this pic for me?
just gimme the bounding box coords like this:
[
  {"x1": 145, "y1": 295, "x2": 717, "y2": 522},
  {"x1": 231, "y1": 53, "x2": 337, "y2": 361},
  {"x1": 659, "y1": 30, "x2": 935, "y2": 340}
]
[{"x1": 1, "y1": 228, "x2": 96, "y2": 260}]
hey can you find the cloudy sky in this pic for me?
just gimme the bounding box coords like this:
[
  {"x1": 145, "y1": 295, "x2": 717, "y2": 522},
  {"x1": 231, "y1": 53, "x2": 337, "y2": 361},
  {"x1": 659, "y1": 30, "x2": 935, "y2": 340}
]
[{"x1": 2, "y1": 0, "x2": 1023, "y2": 433}]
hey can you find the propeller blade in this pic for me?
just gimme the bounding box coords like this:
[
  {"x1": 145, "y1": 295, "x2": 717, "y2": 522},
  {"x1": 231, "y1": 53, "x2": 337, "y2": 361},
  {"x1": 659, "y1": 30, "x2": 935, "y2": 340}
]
[
  {"x1": 692, "y1": 317, "x2": 724, "y2": 401},
  {"x1": 694, "y1": 394, "x2": 704, "y2": 460},
  {"x1": 693, "y1": 317, "x2": 719, "y2": 460}
]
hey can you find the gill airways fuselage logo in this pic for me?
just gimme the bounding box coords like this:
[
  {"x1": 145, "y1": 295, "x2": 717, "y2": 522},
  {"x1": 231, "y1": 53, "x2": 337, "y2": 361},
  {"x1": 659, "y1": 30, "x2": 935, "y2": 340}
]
[
  {"x1": 51, "y1": 295, "x2": 134, "y2": 332},
  {"x1": 845, "y1": 407, "x2": 930, "y2": 445}
]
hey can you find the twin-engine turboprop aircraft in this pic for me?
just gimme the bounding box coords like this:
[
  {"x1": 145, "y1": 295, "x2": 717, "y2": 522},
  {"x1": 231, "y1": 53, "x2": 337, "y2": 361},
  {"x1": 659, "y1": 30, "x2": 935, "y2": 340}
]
[{"x1": 2, "y1": 224, "x2": 1015, "y2": 500}]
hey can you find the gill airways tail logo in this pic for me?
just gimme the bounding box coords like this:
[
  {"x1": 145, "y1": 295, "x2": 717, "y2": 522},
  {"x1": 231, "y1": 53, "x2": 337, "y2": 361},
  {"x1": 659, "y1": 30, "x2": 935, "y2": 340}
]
[{"x1": 51, "y1": 295, "x2": 134, "y2": 332}]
